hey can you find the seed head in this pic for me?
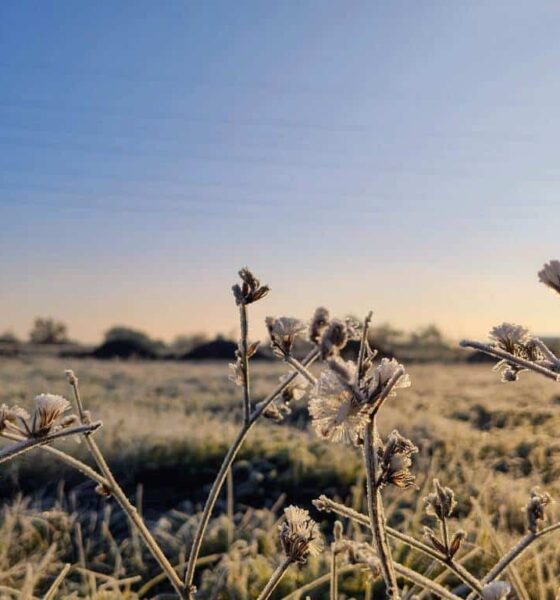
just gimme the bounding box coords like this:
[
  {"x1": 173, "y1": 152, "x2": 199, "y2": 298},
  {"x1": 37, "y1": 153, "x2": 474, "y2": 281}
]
[
  {"x1": 538, "y1": 260, "x2": 560, "y2": 295},
  {"x1": 279, "y1": 505, "x2": 323, "y2": 564},
  {"x1": 232, "y1": 267, "x2": 269, "y2": 305},
  {"x1": 0, "y1": 404, "x2": 29, "y2": 433},
  {"x1": 309, "y1": 307, "x2": 330, "y2": 344},
  {"x1": 525, "y1": 489, "x2": 552, "y2": 533},
  {"x1": 26, "y1": 394, "x2": 71, "y2": 437},
  {"x1": 424, "y1": 479, "x2": 457, "y2": 520},
  {"x1": 64, "y1": 369, "x2": 78, "y2": 386},
  {"x1": 378, "y1": 430, "x2": 418, "y2": 489},
  {"x1": 266, "y1": 316, "x2": 306, "y2": 357},
  {"x1": 481, "y1": 581, "x2": 511, "y2": 600},
  {"x1": 366, "y1": 358, "x2": 410, "y2": 404},
  {"x1": 319, "y1": 319, "x2": 348, "y2": 359},
  {"x1": 489, "y1": 323, "x2": 530, "y2": 354},
  {"x1": 308, "y1": 362, "x2": 369, "y2": 445}
]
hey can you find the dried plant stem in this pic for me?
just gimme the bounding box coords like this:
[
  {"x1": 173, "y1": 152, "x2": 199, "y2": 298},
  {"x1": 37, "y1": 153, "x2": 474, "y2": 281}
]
[
  {"x1": 370, "y1": 366, "x2": 405, "y2": 416},
  {"x1": 357, "y1": 311, "x2": 373, "y2": 374},
  {"x1": 256, "y1": 557, "x2": 293, "y2": 600},
  {"x1": 531, "y1": 337, "x2": 560, "y2": 365},
  {"x1": 363, "y1": 417, "x2": 399, "y2": 598},
  {"x1": 330, "y1": 543, "x2": 338, "y2": 600},
  {"x1": 68, "y1": 381, "x2": 186, "y2": 598},
  {"x1": 239, "y1": 302, "x2": 251, "y2": 424},
  {"x1": 1, "y1": 432, "x2": 110, "y2": 489},
  {"x1": 226, "y1": 467, "x2": 234, "y2": 546},
  {"x1": 284, "y1": 354, "x2": 317, "y2": 385},
  {"x1": 0, "y1": 421, "x2": 102, "y2": 464},
  {"x1": 314, "y1": 496, "x2": 482, "y2": 595},
  {"x1": 459, "y1": 340, "x2": 560, "y2": 381},
  {"x1": 281, "y1": 565, "x2": 357, "y2": 600},
  {"x1": 393, "y1": 562, "x2": 462, "y2": 600},
  {"x1": 477, "y1": 522, "x2": 560, "y2": 588},
  {"x1": 44, "y1": 563, "x2": 71, "y2": 600},
  {"x1": 184, "y1": 349, "x2": 320, "y2": 596}
]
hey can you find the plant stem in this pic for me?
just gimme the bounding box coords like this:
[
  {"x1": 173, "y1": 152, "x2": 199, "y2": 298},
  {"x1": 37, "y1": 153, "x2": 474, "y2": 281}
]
[
  {"x1": 363, "y1": 417, "x2": 399, "y2": 598},
  {"x1": 284, "y1": 354, "x2": 317, "y2": 385},
  {"x1": 0, "y1": 422, "x2": 102, "y2": 464},
  {"x1": 44, "y1": 564, "x2": 71, "y2": 600},
  {"x1": 239, "y1": 302, "x2": 251, "y2": 424},
  {"x1": 357, "y1": 311, "x2": 373, "y2": 375},
  {"x1": 330, "y1": 543, "x2": 338, "y2": 600},
  {"x1": 68, "y1": 379, "x2": 186, "y2": 598},
  {"x1": 281, "y1": 565, "x2": 357, "y2": 600},
  {"x1": 393, "y1": 562, "x2": 462, "y2": 600},
  {"x1": 459, "y1": 340, "x2": 560, "y2": 381},
  {"x1": 257, "y1": 557, "x2": 293, "y2": 600},
  {"x1": 314, "y1": 495, "x2": 483, "y2": 595},
  {"x1": 184, "y1": 349, "x2": 320, "y2": 596}
]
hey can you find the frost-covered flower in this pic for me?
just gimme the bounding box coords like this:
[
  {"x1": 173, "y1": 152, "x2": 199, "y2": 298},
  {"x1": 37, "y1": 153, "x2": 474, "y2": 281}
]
[
  {"x1": 378, "y1": 430, "x2": 418, "y2": 489},
  {"x1": 309, "y1": 307, "x2": 330, "y2": 344},
  {"x1": 308, "y1": 361, "x2": 368, "y2": 445},
  {"x1": 0, "y1": 404, "x2": 29, "y2": 433},
  {"x1": 279, "y1": 505, "x2": 323, "y2": 563},
  {"x1": 525, "y1": 488, "x2": 552, "y2": 533},
  {"x1": 232, "y1": 267, "x2": 269, "y2": 305},
  {"x1": 23, "y1": 394, "x2": 71, "y2": 437},
  {"x1": 489, "y1": 323, "x2": 530, "y2": 354},
  {"x1": 481, "y1": 581, "x2": 511, "y2": 600},
  {"x1": 279, "y1": 374, "x2": 308, "y2": 403},
  {"x1": 424, "y1": 479, "x2": 457, "y2": 520},
  {"x1": 367, "y1": 358, "x2": 410, "y2": 402},
  {"x1": 266, "y1": 316, "x2": 306, "y2": 356},
  {"x1": 319, "y1": 318, "x2": 359, "y2": 359},
  {"x1": 538, "y1": 260, "x2": 560, "y2": 295}
]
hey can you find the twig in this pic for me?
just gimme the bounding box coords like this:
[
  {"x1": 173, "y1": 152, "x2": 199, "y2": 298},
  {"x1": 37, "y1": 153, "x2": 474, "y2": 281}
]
[
  {"x1": 393, "y1": 562, "x2": 463, "y2": 600},
  {"x1": 44, "y1": 564, "x2": 71, "y2": 600},
  {"x1": 284, "y1": 354, "x2": 317, "y2": 385},
  {"x1": 281, "y1": 564, "x2": 357, "y2": 599},
  {"x1": 0, "y1": 422, "x2": 102, "y2": 464},
  {"x1": 330, "y1": 542, "x2": 338, "y2": 600},
  {"x1": 256, "y1": 557, "x2": 293, "y2": 600},
  {"x1": 363, "y1": 417, "x2": 399, "y2": 598},
  {"x1": 357, "y1": 311, "x2": 373, "y2": 374},
  {"x1": 184, "y1": 349, "x2": 320, "y2": 595},
  {"x1": 459, "y1": 340, "x2": 560, "y2": 381},
  {"x1": 239, "y1": 302, "x2": 251, "y2": 424}
]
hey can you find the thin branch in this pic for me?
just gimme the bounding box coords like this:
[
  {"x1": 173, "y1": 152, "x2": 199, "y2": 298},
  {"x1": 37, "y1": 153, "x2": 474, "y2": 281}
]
[
  {"x1": 357, "y1": 311, "x2": 373, "y2": 374},
  {"x1": 370, "y1": 366, "x2": 405, "y2": 416},
  {"x1": 184, "y1": 349, "x2": 320, "y2": 595},
  {"x1": 44, "y1": 564, "x2": 71, "y2": 600},
  {"x1": 459, "y1": 340, "x2": 560, "y2": 381},
  {"x1": 363, "y1": 417, "x2": 399, "y2": 598},
  {"x1": 281, "y1": 564, "x2": 357, "y2": 599},
  {"x1": 330, "y1": 542, "x2": 338, "y2": 600},
  {"x1": 256, "y1": 557, "x2": 293, "y2": 600},
  {"x1": 239, "y1": 302, "x2": 252, "y2": 424},
  {"x1": 0, "y1": 421, "x2": 102, "y2": 465},
  {"x1": 393, "y1": 562, "x2": 463, "y2": 600},
  {"x1": 284, "y1": 354, "x2": 317, "y2": 385}
]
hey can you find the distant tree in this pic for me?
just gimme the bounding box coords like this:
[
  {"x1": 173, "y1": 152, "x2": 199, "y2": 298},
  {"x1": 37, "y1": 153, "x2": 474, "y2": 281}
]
[
  {"x1": 171, "y1": 332, "x2": 209, "y2": 355},
  {"x1": 103, "y1": 326, "x2": 166, "y2": 354},
  {"x1": 29, "y1": 318, "x2": 68, "y2": 344},
  {"x1": 0, "y1": 331, "x2": 19, "y2": 343},
  {"x1": 410, "y1": 324, "x2": 445, "y2": 346}
]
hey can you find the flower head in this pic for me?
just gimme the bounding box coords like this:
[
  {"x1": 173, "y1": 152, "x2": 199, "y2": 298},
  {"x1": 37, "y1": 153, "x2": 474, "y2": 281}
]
[
  {"x1": 424, "y1": 479, "x2": 457, "y2": 520},
  {"x1": 378, "y1": 430, "x2": 418, "y2": 489},
  {"x1": 489, "y1": 323, "x2": 530, "y2": 354},
  {"x1": 232, "y1": 268, "x2": 269, "y2": 305},
  {"x1": 337, "y1": 540, "x2": 381, "y2": 578},
  {"x1": 0, "y1": 404, "x2": 29, "y2": 433},
  {"x1": 308, "y1": 361, "x2": 369, "y2": 445},
  {"x1": 309, "y1": 307, "x2": 330, "y2": 344},
  {"x1": 367, "y1": 358, "x2": 410, "y2": 402},
  {"x1": 538, "y1": 260, "x2": 560, "y2": 295},
  {"x1": 525, "y1": 489, "x2": 552, "y2": 533},
  {"x1": 279, "y1": 505, "x2": 323, "y2": 563},
  {"x1": 482, "y1": 581, "x2": 511, "y2": 600},
  {"x1": 26, "y1": 394, "x2": 71, "y2": 437},
  {"x1": 266, "y1": 317, "x2": 306, "y2": 356}
]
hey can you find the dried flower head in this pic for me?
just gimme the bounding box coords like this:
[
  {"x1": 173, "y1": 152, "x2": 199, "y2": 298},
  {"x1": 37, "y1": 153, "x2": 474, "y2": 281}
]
[
  {"x1": 279, "y1": 505, "x2": 323, "y2": 563},
  {"x1": 232, "y1": 268, "x2": 269, "y2": 305},
  {"x1": 489, "y1": 323, "x2": 530, "y2": 354},
  {"x1": 319, "y1": 319, "x2": 349, "y2": 359},
  {"x1": 378, "y1": 430, "x2": 418, "y2": 489},
  {"x1": 538, "y1": 260, "x2": 560, "y2": 295},
  {"x1": 266, "y1": 317, "x2": 306, "y2": 357},
  {"x1": 525, "y1": 489, "x2": 552, "y2": 533},
  {"x1": 308, "y1": 361, "x2": 369, "y2": 445},
  {"x1": 309, "y1": 307, "x2": 330, "y2": 344},
  {"x1": 0, "y1": 404, "x2": 29, "y2": 433},
  {"x1": 64, "y1": 369, "x2": 78, "y2": 386},
  {"x1": 482, "y1": 581, "x2": 511, "y2": 600},
  {"x1": 367, "y1": 358, "x2": 411, "y2": 403},
  {"x1": 22, "y1": 394, "x2": 71, "y2": 438},
  {"x1": 279, "y1": 374, "x2": 308, "y2": 403},
  {"x1": 424, "y1": 479, "x2": 457, "y2": 520}
]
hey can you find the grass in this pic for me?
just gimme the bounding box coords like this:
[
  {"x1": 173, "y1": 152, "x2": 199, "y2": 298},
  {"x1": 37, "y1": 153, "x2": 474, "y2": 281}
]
[{"x1": 1, "y1": 355, "x2": 560, "y2": 597}]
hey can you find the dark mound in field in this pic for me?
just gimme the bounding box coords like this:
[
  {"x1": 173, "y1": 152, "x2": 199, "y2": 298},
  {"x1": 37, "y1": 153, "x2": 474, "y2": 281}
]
[
  {"x1": 92, "y1": 339, "x2": 157, "y2": 360},
  {"x1": 182, "y1": 339, "x2": 238, "y2": 360}
]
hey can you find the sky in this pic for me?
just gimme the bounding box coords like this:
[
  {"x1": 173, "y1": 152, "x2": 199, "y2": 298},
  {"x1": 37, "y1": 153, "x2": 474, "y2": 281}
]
[{"x1": 2, "y1": 1, "x2": 560, "y2": 344}]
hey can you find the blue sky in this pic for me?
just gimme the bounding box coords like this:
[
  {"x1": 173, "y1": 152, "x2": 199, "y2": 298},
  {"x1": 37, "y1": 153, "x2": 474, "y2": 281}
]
[{"x1": 2, "y1": 1, "x2": 560, "y2": 343}]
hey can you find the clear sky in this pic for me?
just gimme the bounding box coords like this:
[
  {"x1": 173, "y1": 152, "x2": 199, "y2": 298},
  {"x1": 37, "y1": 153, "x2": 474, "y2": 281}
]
[{"x1": 2, "y1": 1, "x2": 560, "y2": 344}]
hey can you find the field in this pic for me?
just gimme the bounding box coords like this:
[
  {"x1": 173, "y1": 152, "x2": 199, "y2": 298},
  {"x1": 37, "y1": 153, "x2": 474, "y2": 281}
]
[{"x1": 1, "y1": 355, "x2": 560, "y2": 598}]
